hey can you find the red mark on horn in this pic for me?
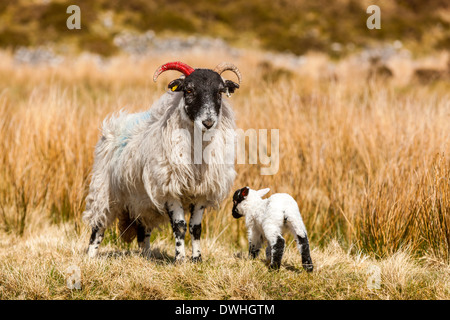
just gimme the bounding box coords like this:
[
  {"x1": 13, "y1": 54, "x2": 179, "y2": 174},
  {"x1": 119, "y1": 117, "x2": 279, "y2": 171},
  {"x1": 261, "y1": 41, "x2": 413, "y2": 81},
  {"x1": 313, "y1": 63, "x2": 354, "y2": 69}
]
[{"x1": 153, "y1": 61, "x2": 195, "y2": 82}]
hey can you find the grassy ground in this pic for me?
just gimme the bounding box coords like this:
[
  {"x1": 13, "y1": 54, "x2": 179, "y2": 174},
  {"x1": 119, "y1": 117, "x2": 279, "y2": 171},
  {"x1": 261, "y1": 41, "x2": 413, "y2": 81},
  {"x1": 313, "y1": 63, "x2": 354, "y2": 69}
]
[
  {"x1": 0, "y1": 48, "x2": 449, "y2": 299},
  {"x1": 1, "y1": 224, "x2": 449, "y2": 299}
]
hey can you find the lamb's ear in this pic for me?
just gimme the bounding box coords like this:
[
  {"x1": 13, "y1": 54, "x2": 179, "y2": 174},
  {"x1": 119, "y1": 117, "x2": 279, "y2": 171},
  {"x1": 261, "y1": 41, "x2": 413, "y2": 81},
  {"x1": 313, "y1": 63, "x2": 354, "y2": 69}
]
[
  {"x1": 241, "y1": 187, "x2": 249, "y2": 197},
  {"x1": 168, "y1": 78, "x2": 184, "y2": 92},
  {"x1": 256, "y1": 188, "x2": 270, "y2": 198}
]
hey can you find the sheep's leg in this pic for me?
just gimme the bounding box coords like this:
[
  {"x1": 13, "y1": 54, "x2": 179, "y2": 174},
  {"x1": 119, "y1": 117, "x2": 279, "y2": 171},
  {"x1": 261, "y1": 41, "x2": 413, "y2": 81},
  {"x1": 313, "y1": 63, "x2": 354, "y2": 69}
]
[
  {"x1": 296, "y1": 235, "x2": 313, "y2": 272},
  {"x1": 248, "y1": 229, "x2": 263, "y2": 259},
  {"x1": 166, "y1": 200, "x2": 187, "y2": 263},
  {"x1": 137, "y1": 222, "x2": 151, "y2": 258},
  {"x1": 285, "y1": 217, "x2": 313, "y2": 272},
  {"x1": 265, "y1": 242, "x2": 271, "y2": 262},
  {"x1": 268, "y1": 234, "x2": 285, "y2": 269},
  {"x1": 87, "y1": 226, "x2": 105, "y2": 258},
  {"x1": 189, "y1": 203, "x2": 205, "y2": 263}
]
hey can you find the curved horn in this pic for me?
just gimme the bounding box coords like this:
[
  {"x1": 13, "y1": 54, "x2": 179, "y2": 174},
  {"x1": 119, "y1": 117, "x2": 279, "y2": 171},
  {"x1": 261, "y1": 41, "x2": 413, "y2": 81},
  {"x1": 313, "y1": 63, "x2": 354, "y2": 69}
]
[
  {"x1": 214, "y1": 62, "x2": 242, "y2": 84},
  {"x1": 153, "y1": 61, "x2": 195, "y2": 82}
]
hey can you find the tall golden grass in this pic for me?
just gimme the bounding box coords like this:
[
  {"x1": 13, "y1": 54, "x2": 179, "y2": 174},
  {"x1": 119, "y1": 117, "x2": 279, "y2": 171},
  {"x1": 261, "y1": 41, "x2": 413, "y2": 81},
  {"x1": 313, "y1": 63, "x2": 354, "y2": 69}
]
[{"x1": 0, "y1": 49, "x2": 448, "y2": 265}]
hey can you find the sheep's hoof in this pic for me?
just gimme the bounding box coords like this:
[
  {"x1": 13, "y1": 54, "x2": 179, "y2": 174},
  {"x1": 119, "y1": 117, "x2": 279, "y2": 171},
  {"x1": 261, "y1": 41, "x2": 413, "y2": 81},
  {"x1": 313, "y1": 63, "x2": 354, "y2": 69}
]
[
  {"x1": 174, "y1": 256, "x2": 185, "y2": 264},
  {"x1": 87, "y1": 246, "x2": 99, "y2": 258},
  {"x1": 191, "y1": 255, "x2": 202, "y2": 263},
  {"x1": 303, "y1": 264, "x2": 314, "y2": 273},
  {"x1": 269, "y1": 263, "x2": 281, "y2": 270},
  {"x1": 141, "y1": 249, "x2": 151, "y2": 259}
]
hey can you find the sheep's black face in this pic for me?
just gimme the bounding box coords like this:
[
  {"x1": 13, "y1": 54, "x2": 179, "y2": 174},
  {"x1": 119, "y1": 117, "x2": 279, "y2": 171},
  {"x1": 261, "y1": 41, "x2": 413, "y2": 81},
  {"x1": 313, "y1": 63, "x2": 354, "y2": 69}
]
[
  {"x1": 168, "y1": 69, "x2": 239, "y2": 131},
  {"x1": 232, "y1": 187, "x2": 249, "y2": 219}
]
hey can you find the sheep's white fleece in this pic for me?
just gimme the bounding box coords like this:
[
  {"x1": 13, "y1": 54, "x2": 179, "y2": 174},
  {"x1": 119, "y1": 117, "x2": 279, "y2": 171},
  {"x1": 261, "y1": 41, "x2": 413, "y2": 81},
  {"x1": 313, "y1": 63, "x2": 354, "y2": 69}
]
[{"x1": 82, "y1": 91, "x2": 236, "y2": 231}]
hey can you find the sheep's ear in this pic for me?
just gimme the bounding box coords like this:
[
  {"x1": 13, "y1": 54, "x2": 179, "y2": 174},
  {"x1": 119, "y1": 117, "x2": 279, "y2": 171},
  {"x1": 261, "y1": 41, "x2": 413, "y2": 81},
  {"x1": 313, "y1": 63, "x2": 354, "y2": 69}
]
[
  {"x1": 168, "y1": 79, "x2": 184, "y2": 92},
  {"x1": 224, "y1": 80, "x2": 239, "y2": 95},
  {"x1": 241, "y1": 186, "x2": 249, "y2": 197},
  {"x1": 256, "y1": 188, "x2": 270, "y2": 198}
]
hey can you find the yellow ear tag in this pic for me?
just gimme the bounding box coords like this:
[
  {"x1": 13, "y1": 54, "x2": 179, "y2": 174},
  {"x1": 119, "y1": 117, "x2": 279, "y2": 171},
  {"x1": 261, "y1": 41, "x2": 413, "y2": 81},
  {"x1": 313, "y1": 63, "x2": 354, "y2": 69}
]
[{"x1": 171, "y1": 85, "x2": 178, "y2": 91}]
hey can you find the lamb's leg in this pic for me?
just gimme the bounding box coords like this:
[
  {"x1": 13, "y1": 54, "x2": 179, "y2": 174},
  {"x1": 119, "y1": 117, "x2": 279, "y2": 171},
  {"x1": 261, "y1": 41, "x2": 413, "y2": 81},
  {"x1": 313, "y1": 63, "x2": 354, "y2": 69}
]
[
  {"x1": 248, "y1": 229, "x2": 263, "y2": 259},
  {"x1": 87, "y1": 226, "x2": 105, "y2": 258},
  {"x1": 166, "y1": 200, "x2": 187, "y2": 263},
  {"x1": 189, "y1": 203, "x2": 205, "y2": 263},
  {"x1": 137, "y1": 222, "x2": 151, "y2": 258},
  {"x1": 285, "y1": 217, "x2": 314, "y2": 272},
  {"x1": 268, "y1": 234, "x2": 285, "y2": 269},
  {"x1": 296, "y1": 234, "x2": 313, "y2": 272}
]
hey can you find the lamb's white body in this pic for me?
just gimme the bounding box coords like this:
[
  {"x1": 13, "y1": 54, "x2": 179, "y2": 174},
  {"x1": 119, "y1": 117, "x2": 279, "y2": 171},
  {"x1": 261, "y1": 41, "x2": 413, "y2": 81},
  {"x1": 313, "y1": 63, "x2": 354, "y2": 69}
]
[
  {"x1": 83, "y1": 91, "x2": 236, "y2": 260},
  {"x1": 241, "y1": 191, "x2": 307, "y2": 241},
  {"x1": 235, "y1": 188, "x2": 313, "y2": 271}
]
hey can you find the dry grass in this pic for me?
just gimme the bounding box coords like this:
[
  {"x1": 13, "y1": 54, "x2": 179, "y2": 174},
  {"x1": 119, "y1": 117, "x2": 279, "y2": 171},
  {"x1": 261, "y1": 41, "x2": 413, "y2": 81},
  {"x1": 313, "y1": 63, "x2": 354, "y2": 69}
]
[
  {"x1": 1, "y1": 224, "x2": 449, "y2": 300},
  {"x1": 0, "y1": 48, "x2": 449, "y2": 299}
]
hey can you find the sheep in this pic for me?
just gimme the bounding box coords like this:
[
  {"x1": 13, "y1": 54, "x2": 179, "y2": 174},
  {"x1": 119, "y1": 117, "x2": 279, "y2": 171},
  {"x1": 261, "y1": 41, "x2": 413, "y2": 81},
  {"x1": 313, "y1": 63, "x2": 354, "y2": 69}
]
[
  {"x1": 83, "y1": 61, "x2": 241, "y2": 263},
  {"x1": 232, "y1": 187, "x2": 313, "y2": 272}
]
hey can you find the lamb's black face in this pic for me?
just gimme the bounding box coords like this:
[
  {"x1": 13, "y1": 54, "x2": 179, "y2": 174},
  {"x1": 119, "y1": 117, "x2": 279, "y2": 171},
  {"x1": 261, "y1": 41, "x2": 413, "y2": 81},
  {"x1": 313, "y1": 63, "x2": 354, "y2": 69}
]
[
  {"x1": 168, "y1": 69, "x2": 239, "y2": 131},
  {"x1": 232, "y1": 187, "x2": 249, "y2": 219}
]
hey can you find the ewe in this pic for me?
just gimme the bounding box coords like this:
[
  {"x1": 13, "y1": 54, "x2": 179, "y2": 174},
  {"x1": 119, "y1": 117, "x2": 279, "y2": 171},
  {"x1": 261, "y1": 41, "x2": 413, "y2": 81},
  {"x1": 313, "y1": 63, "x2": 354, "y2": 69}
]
[{"x1": 83, "y1": 61, "x2": 241, "y2": 262}]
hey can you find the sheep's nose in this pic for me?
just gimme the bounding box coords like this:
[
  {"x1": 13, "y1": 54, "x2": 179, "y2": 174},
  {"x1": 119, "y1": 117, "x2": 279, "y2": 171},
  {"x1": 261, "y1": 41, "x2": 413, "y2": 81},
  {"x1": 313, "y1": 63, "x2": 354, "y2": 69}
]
[{"x1": 202, "y1": 119, "x2": 215, "y2": 129}]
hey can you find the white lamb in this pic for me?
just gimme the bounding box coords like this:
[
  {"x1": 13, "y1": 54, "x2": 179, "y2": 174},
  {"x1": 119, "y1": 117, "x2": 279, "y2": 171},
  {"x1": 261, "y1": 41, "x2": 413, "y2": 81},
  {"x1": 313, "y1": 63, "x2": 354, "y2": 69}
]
[{"x1": 232, "y1": 187, "x2": 313, "y2": 271}]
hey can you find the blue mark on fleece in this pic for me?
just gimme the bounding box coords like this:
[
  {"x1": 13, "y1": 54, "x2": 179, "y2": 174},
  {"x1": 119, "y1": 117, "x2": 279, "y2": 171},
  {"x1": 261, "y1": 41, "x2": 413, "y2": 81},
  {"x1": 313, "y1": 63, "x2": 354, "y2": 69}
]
[{"x1": 119, "y1": 111, "x2": 151, "y2": 149}]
